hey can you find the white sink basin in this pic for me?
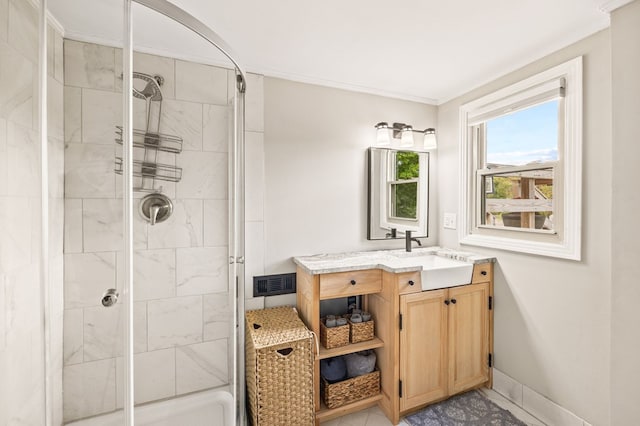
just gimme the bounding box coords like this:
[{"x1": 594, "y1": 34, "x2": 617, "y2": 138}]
[{"x1": 414, "y1": 255, "x2": 474, "y2": 291}]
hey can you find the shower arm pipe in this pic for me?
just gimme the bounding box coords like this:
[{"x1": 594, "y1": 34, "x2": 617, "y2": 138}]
[{"x1": 132, "y1": 0, "x2": 247, "y2": 93}]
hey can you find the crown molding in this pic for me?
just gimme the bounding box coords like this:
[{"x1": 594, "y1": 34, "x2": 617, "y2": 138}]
[
  {"x1": 437, "y1": 17, "x2": 608, "y2": 105},
  {"x1": 599, "y1": 0, "x2": 635, "y2": 13},
  {"x1": 24, "y1": 0, "x2": 65, "y2": 35},
  {"x1": 258, "y1": 68, "x2": 438, "y2": 105},
  {"x1": 64, "y1": 33, "x2": 438, "y2": 106},
  {"x1": 47, "y1": 11, "x2": 65, "y2": 36}
]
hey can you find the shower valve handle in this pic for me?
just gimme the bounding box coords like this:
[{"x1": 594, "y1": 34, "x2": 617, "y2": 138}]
[{"x1": 150, "y1": 205, "x2": 161, "y2": 226}]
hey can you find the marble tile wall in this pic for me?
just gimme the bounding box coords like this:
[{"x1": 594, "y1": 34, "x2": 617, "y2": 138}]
[
  {"x1": 1, "y1": 1, "x2": 65, "y2": 425},
  {"x1": 62, "y1": 39, "x2": 265, "y2": 422}
]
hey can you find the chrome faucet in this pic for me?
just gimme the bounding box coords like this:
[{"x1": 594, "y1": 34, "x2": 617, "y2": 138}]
[{"x1": 405, "y1": 230, "x2": 422, "y2": 252}]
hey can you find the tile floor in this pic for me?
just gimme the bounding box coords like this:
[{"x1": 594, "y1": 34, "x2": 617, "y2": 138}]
[{"x1": 323, "y1": 388, "x2": 546, "y2": 426}]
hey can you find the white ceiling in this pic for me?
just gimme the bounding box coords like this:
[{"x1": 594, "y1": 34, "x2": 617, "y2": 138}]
[{"x1": 48, "y1": 0, "x2": 623, "y2": 104}]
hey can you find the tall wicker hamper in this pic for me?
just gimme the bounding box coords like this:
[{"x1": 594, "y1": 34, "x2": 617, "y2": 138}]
[{"x1": 245, "y1": 306, "x2": 315, "y2": 426}]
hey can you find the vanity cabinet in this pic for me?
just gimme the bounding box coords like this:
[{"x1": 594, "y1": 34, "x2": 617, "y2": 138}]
[
  {"x1": 295, "y1": 255, "x2": 493, "y2": 425},
  {"x1": 399, "y1": 282, "x2": 490, "y2": 412}
]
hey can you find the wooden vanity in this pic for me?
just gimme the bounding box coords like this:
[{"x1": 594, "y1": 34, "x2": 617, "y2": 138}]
[{"x1": 294, "y1": 249, "x2": 494, "y2": 425}]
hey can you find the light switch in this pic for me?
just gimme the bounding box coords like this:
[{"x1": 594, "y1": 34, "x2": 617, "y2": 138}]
[{"x1": 444, "y1": 213, "x2": 457, "y2": 229}]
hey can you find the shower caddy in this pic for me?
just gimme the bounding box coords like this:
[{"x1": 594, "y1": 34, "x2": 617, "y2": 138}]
[{"x1": 114, "y1": 71, "x2": 183, "y2": 193}]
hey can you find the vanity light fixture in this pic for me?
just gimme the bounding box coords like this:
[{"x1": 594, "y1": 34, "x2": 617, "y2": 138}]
[{"x1": 374, "y1": 122, "x2": 437, "y2": 150}]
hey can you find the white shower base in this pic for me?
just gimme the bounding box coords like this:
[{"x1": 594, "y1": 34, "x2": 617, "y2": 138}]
[{"x1": 66, "y1": 388, "x2": 234, "y2": 426}]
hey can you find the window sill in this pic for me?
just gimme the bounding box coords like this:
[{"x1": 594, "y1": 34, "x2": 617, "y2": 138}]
[
  {"x1": 459, "y1": 232, "x2": 580, "y2": 261},
  {"x1": 476, "y1": 224, "x2": 557, "y2": 235}
]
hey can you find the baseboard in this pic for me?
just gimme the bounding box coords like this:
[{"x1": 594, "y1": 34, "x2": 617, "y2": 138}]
[{"x1": 492, "y1": 369, "x2": 592, "y2": 426}]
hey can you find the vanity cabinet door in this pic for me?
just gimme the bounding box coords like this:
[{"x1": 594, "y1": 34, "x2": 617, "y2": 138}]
[
  {"x1": 400, "y1": 282, "x2": 491, "y2": 413},
  {"x1": 447, "y1": 282, "x2": 490, "y2": 395},
  {"x1": 399, "y1": 290, "x2": 448, "y2": 412}
]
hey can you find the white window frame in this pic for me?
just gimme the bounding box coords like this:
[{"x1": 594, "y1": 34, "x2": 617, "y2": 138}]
[
  {"x1": 378, "y1": 149, "x2": 428, "y2": 234},
  {"x1": 388, "y1": 178, "x2": 419, "y2": 221},
  {"x1": 459, "y1": 57, "x2": 582, "y2": 260}
]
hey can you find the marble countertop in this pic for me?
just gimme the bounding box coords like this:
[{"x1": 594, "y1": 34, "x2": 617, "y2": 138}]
[{"x1": 293, "y1": 246, "x2": 495, "y2": 275}]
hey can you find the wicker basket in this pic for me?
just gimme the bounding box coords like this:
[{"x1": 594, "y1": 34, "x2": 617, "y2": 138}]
[
  {"x1": 320, "y1": 319, "x2": 350, "y2": 349},
  {"x1": 348, "y1": 318, "x2": 375, "y2": 344},
  {"x1": 321, "y1": 368, "x2": 380, "y2": 409},
  {"x1": 246, "y1": 307, "x2": 315, "y2": 426}
]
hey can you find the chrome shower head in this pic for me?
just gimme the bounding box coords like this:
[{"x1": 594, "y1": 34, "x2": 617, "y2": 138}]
[{"x1": 132, "y1": 72, "x2": 163, "y2": 101}]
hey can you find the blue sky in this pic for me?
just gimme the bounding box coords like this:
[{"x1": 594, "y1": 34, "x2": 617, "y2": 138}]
[{"x1": 486, "y1": 100, "x2": 558, "y2": 166}]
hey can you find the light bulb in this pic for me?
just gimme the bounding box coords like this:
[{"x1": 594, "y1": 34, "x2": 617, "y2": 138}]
[
  {"x1": 375, "y1": 122, "x2": 391, "y2": 145},
  {"x1": 400, "y1": 126, "x2": 414, "y2": 147},
  {"x1": 423, "y1": 129, "x2": 437, "y2": 150}
]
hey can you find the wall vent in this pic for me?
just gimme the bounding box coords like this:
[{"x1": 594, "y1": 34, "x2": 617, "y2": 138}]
[{"x1": 253, "y1": 273, "x2": 296, "y2": 297}]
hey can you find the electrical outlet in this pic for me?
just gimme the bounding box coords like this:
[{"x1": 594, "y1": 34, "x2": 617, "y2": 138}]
[{"x1": 444, "y1": 213, "x2": 457, "y2": 229}]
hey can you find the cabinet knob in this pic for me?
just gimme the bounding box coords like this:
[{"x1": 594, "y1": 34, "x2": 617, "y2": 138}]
[
  {"x1": 451, "y1": 298, "x2": 457, "y2": 304},
  {"x1": 408, "y1": 280, "x2": 415, "y2": 286},
  {"x1": 444, "y1": 300, "x2": 450, "y2": 305},
  {"x1": 350, "y1": 280, "x2": 356, "y2": 285},
  {"x1": 481, "y1": 270, "x2": 487, "y2": 276}
]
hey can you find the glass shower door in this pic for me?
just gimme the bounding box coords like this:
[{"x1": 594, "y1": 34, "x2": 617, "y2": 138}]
[
  {"x1": 57, "y1": 0, "x2": 128, "y2": 423},
  {"x1": 0, "y1": 0, "x2": 54, "y2": 424},
  {"x1": 125, "y1": 2, "x2": 245, "y2": 424},
  {"x1": 54, "y1": 0, "x2": 245, "y2": 422}
]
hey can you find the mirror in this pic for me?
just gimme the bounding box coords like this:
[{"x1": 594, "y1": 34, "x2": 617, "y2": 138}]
[{"x1": 367, "y1": 148, "x2": 429, "y2": 240}]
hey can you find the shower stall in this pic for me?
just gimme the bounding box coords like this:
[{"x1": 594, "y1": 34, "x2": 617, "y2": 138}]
[{"x1": 0, "y1": 0, "x2": 249, "y2": 424}]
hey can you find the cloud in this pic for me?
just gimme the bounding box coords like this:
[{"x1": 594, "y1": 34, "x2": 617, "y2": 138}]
[{"x1": 487, "y1": 148, "x2": 558, "y2": 166}]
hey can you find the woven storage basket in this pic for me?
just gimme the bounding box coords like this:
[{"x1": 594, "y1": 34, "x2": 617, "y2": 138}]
[
  {"x1": 321, "y1": 368, "x2": 380, "y2": 409},
  {"x1": 246, "y1": 306, "x2": 315, "y2": 426},
  {"x1": 349, "y1": 318, "x2": 374, "y2": 343},
  {"x1": 320, "y1": 319, "x2": 350, "y2": 349}
]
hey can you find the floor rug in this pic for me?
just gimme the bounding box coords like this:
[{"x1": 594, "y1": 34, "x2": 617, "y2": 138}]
[{"x1": 404, "y1": 390, "x2": 527, "y2": 426}]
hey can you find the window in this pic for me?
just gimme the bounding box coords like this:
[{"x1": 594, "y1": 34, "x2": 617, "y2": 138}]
[
  {"x1": 389, "y1": 151, "x2": 420, "y2": 221},
  {"x1": 480, "y1": 99, "x2": 558, "y2": 232},
  {"x1": 459, "y1": 57, "x2": 582, "y2": 260}
]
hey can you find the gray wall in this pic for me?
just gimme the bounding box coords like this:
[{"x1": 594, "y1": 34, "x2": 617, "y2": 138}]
[
  {"x1": 437, "y1": 30, "x2": 612, "y2": 425},
  {"x1": 263, "y1": 78, "x2": 438, "y2": 280},
  {"x1": 611, "y1": 1, "x2": 640, "y2": 424}
]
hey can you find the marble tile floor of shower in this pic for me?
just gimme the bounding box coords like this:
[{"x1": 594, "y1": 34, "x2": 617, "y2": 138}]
[{"x1": 323, "y1": 388, "x2": 546, "y2": 426}]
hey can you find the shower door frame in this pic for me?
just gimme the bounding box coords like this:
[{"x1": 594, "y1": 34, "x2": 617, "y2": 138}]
[
  {"x1": 121, "y1": 1, "x2": 247, "y2": 424},
  {"x1": 38, "y1": 0, "x2": 52, "y2": 424}
]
